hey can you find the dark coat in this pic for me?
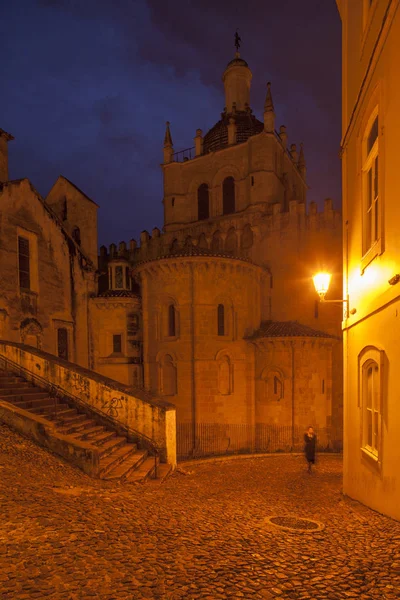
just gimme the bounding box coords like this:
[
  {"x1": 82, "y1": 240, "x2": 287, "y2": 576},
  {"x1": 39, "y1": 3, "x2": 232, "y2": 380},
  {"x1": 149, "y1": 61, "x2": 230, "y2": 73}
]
[{"x1": 304, "y1": 433, "x2": 316, "y2": 463}]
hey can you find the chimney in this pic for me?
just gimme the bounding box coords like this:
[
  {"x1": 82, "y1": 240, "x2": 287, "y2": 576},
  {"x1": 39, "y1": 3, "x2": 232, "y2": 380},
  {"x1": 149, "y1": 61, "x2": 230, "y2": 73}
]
[{"x1": 0, "y1": 129, "x2": 14, "y2": 183}]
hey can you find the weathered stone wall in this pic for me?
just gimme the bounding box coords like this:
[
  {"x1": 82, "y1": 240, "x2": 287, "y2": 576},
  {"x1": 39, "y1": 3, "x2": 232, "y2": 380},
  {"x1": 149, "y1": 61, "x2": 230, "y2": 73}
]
[
  {"x1": 46, "y1": 175, "x2": 99, "y2": 268},
  {"x1": 102, "y1": 195, "x2": 343, "y2": 435},
  {"x1": 136, "y1": 255, "x2": 264, "y2": 425},
  {"x1": 162, "y1": 131, "x2": 306, "y2": 231},
  {"x1": 253, "y1": 339, "x2": 334, "y2": 427},
  {"x1": 0, "y1": 179, "x2": 96, "y2": 368},
  {"x1": 90, "y1": 296, "x2": 143, "y2": 387}
]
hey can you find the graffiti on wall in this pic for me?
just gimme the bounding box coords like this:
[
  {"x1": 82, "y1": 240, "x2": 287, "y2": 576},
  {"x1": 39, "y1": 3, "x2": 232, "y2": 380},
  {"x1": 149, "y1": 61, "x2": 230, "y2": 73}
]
[{"x1": 101, "y1": 396, "x2": 124, "y2": 418}]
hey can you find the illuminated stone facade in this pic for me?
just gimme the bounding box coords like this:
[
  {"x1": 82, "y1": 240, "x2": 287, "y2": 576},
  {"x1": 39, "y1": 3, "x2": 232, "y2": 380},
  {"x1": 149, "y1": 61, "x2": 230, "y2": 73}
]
[
  {"x1": 0, "y1": 51, "x2": 343, "y2": 455},
  {"x1": 337, "y1": 0, "x2": 400, "y2": 520},
  {"x1": 0, "y1": 170, "x2": 96, "y2": 367},
  {"x1": 101, "y1": 52, "x2": 343, "y2": 451}
]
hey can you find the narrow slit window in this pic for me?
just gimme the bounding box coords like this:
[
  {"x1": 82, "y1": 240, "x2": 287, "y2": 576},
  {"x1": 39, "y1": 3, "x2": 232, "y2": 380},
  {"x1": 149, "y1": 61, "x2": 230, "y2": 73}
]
[
  {"x1": 223, "y1": 177, "x2": 235, "y2": 215},
  {"x1": 168, "y1": 304, "x2": 176, "y2": 337},
  {"x1": 18, "y1": 236, "x2": 30, "y2": 290},
  {"x1": 217, "y1": 304, "x2": 225, "y2": 336}
]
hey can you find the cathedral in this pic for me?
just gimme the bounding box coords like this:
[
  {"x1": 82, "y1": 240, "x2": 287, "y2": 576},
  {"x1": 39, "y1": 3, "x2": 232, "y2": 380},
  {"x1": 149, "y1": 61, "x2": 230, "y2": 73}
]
[{"x1": 0, "y1": 49, "x2": 343, "y2": 458}]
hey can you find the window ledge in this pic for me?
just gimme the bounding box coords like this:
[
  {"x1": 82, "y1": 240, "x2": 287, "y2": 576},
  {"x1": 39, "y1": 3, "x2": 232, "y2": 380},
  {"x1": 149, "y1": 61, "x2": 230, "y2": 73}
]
[
  {"x1": 361, "y1": 238, "x2": 382, "y2": 273},
  {"x1": 361, "y1": 446, "x2": 381, "y2": 467}
]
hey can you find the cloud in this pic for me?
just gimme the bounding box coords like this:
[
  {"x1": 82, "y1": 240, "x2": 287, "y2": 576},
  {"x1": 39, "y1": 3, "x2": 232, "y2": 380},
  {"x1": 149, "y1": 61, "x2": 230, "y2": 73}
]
[{"x1": 2, "y1": 0, "x2": 342, "y2": 247}]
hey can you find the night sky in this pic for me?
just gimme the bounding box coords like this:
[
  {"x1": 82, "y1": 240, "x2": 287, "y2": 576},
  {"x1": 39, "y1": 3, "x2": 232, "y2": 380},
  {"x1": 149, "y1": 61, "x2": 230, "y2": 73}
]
[{"x1": 1, "y1": 0, "x2": 342, "y2": 248}]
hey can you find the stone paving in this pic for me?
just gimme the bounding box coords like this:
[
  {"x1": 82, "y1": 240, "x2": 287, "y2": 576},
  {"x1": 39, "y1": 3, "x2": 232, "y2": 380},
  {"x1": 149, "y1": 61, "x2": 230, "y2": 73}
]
[{"x1": 0, "y1": 423, "x2": 399, "y2": 600}]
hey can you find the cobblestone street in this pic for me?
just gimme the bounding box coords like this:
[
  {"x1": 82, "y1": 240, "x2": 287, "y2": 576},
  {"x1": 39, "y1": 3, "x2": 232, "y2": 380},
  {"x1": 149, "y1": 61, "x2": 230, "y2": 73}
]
[{"x1": 0, "y1": 423, "x2": 399, "y2": 600}]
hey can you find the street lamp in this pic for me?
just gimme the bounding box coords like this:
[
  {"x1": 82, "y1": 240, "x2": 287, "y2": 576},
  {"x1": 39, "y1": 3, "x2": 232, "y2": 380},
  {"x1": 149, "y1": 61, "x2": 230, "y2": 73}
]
[
  {"x1": 312, "y1": 272, "x2": 332, "y2": 300},
  {"x1": 312, "y1": 271, "x2": 355, "y2": 317}
]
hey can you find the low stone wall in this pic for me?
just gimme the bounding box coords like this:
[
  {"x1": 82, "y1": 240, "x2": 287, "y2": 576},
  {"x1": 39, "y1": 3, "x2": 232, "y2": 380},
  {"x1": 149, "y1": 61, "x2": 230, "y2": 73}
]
[
  {"x1": 0, "y1": 341, "x2": 176, "y2": 466},
  {"x1": 0, "y1": 400, "x2": 100, "y2": 476}
]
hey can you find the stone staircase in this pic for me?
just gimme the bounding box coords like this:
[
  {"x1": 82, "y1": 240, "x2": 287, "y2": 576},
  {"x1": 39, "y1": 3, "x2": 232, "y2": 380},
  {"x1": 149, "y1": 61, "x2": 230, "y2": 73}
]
[{"x1": 0, "y1": 369, "x2": 171, "y2": 483}]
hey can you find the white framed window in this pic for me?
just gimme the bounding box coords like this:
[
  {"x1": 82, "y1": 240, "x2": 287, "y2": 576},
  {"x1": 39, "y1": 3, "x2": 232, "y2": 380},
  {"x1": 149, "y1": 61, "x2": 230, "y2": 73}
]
[
  {"x1": 358, "y1": 346, "x2": 384, "y2": 462},
  {"x1": 363, "y1": 112, "x2": 379, "y2": 254}
]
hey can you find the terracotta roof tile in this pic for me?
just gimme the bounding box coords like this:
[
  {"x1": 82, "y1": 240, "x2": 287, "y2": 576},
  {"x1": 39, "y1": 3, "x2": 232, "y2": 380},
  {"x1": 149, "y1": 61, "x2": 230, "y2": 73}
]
[{"x1": 247, "y1": 320, "x2": 338, "y2": 340}]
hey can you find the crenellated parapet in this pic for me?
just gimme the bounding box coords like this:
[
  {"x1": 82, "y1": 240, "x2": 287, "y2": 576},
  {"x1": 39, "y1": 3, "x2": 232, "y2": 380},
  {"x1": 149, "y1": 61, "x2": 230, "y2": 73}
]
[{"x1": 98, "y1": 197, "x2": 340, "y2": 279}]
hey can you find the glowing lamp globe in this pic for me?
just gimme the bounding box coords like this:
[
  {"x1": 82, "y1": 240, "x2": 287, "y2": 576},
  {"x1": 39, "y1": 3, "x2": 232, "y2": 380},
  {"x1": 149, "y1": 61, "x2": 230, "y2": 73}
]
[{"x1": 313, "y1": 272, "x2": 332, "y2": 300}]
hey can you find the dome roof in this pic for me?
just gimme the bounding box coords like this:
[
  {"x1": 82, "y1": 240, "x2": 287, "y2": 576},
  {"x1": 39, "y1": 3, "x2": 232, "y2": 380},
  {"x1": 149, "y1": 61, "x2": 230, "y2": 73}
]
[
  {"x1": 203, "y1": 111, "x2": 263, "y2": 154},
  {"x1": 225, "y1": 57, "x2": 249, "y2": 68}
]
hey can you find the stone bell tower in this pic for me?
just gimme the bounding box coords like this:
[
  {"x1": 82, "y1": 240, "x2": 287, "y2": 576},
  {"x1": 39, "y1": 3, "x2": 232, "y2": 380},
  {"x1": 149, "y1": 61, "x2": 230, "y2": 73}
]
[{"x1": 222, "y1": 52, "x2": 252, "y2": 113}]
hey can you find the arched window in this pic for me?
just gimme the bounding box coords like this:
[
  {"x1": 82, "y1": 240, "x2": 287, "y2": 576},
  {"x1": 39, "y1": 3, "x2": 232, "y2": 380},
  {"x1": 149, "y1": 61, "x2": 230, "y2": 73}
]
[
  {"x1": 198, "y1": 183, "x2": 209, "y2": 221},
  {"x1": 162, "y1": 355, "x2": 177, "y2": 396},
  {"x1": 262, "y1": 370, "x2": 284, "y2": 402},
  {"x1": 363, "y1": 361, "x2": 379, "y2": 453},
  {"x1": 223, "y1": 177, "x2": 235, "y2": 215},
  {"x1": 168, "y1": 304, "x2": 176, "y2": 337},
  {"x1": 358, "y1": 346, "x2": 384, "y2": 461},
  {"x1": 273, "y1": 376, "x2": 283, "y2": 399},
  {"x1": 217, "y1": 304, "x2": 225, "y2": 336}
]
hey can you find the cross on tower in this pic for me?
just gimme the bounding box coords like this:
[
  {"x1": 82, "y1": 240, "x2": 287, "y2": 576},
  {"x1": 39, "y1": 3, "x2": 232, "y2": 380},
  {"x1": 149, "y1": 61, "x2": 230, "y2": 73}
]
[{"x1": 234, "y1": 30, "x2": 241, "y2": 52}]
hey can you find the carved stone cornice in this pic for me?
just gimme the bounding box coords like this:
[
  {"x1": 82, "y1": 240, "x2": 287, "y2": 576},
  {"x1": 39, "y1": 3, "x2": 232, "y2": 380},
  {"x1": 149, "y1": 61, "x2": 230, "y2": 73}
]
[{"x1": 92, "y1": 299, "x2": 140, "y2": 310}]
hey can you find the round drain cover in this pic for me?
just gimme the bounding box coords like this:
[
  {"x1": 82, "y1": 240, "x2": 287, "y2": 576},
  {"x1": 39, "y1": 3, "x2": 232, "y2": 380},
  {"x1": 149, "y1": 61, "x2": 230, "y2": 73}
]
[{"x1": 266, "y1": 516, "x2": 324, "y2": 532}]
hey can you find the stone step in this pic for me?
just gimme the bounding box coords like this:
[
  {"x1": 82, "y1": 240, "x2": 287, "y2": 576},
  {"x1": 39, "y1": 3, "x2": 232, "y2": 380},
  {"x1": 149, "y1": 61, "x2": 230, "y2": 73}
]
[
  {"x1": 32, "y1": 406, "x2": 76, "y2": 419},
  {"x1": 12, "y1": 396, "x2": 60, "y2": 410},
  {"x1": 53, "y1": 413, "x2": 88, "y2": 428},
  {"x1": 97, "y1": 436, "x2": 128, "y2": 458},
  {"x1": 146, "y1": 462, "x2": 173, "y2": 484},
  {"x1": 0, "y1": 368, "x2": 166, "y2": 483},
  {"x1": 124, "y1": 456, "x2": 159, "y2": 483},
  {"x1": 0, "y1": 387, "x2": 49, "y2": 397},
  {"x1": 102, "y1": 449, "x2": 148, "y2": 481},
  {"x1": 56, "y1": 418, "x2": 98, "y2": 436},
  {"x1": 0, "y1": 373, "x2": 26, "y2": 383},
  {"x1": 0, "y1": 381, "x2": 34, "y2": 390},
  {"x1": 98, "y1": 443, "x2": 137, "y2": 477},
  {"x1": 78, "y1": 429, "x2": 116, "y2": 445},
  {"x1": 70, "y1": 425, "x2": 105, "y2": 441},
  {"x1": 0, "y1": 392, "x2": 50, "y2": 402}
]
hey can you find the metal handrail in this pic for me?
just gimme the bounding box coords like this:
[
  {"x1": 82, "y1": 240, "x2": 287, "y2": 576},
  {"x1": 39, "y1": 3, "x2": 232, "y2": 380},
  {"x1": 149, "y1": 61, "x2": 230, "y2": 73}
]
[
  {"x1": 0, "y1": 355, "x2": 161, "y2": 478},
  {"x1": 172, "y1": 146, "x2": 195, "y2": 162}
]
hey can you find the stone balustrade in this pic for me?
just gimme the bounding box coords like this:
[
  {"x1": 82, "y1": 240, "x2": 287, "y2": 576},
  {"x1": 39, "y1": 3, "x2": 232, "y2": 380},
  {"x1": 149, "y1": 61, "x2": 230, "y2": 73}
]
[{"x1": 0, "y1": 341, "x2": 176, "y2": 466}]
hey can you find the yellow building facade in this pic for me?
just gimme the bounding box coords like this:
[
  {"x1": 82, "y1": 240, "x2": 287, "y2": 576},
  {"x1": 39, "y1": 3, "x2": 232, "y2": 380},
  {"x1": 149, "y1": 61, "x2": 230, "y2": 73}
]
[{"x1": 337, "y1": 0, "x2": 400, "y2": 520}]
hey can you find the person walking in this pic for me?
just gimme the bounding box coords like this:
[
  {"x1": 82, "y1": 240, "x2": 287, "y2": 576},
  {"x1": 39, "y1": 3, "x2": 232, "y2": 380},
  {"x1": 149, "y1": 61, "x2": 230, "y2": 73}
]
[{"x1": 304, "y1": 426, "x2": 316, "y2": 473}]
